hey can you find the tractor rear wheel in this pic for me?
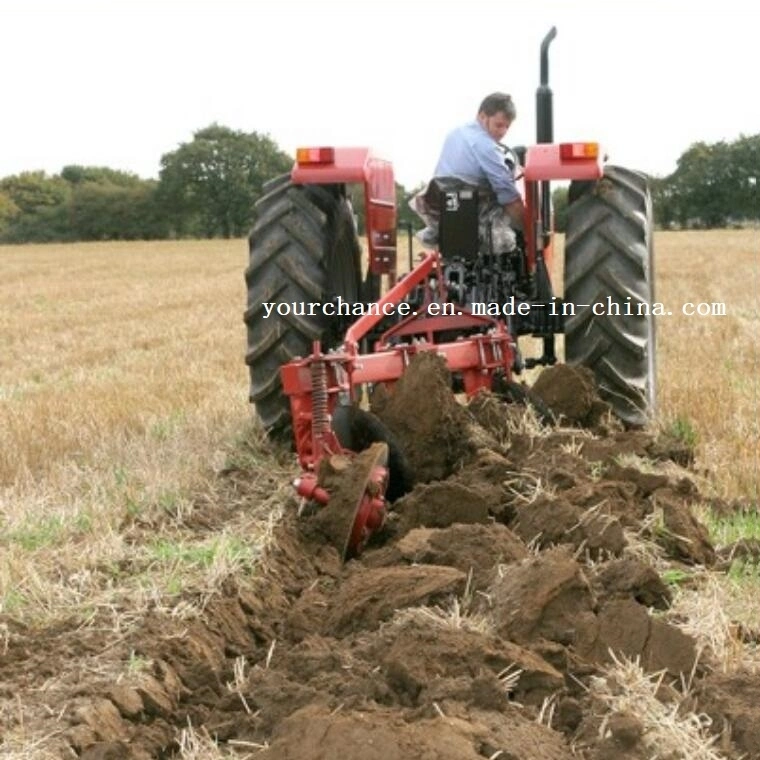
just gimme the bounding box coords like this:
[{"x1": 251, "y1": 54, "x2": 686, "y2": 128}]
[
  {"x1": 244, "y1": 176, "x2": 362, "y2": 439},
  {"x1": 564, "y1": 165, "x2": 656, "y2": 427}
]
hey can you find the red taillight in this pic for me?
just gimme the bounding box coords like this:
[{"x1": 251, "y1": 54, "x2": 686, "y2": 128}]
[
  {"x1": 559, "y1": 142, "x2": 599, "y2": 160},
  {"x1": 296, "y1": 146, "x2": 335, "y2": 165}
]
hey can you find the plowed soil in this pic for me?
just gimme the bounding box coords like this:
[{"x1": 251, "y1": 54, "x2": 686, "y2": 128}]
[{"x1": 3, "y1": 355, "x2": 758, "y2": 759}]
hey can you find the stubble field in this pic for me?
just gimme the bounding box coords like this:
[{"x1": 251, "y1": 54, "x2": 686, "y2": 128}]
[{"x1": 0, "y1": 230, "x2": 758, "y2": 758}]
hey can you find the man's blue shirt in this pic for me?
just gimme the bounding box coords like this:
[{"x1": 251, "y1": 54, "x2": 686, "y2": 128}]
[{"x1": 434, "y1": 120, "x2": 520, "y2": 205}]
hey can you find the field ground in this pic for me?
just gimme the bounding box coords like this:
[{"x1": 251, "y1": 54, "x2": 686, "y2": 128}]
[{"x1": 0, "y1": 230, "x2": 758, "y2": 758}]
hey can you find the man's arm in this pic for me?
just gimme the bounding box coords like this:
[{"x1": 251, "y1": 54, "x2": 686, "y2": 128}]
[
  {"x1": 504, "y1": 198, "x2": 526, "y2": 230},
  {"x1": 471, "y1": 133, "x2": 524, "y2": 227}
]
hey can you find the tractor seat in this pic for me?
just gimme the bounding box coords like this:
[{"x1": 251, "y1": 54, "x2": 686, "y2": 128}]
[
  {"x1": 421, "y1": 177, "x2": 495, "y2": 216},
  {"x1": 421, "y1": 178, "x2": 489, "y2": 260},
  {"x1": 425, "y1": 178, "x2": 517, "y2": 259}
]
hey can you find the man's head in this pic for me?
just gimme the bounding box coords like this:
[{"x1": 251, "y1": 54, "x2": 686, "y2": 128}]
[{"x1": 477, "y1": 92, "x2": 516, "y2": 141}]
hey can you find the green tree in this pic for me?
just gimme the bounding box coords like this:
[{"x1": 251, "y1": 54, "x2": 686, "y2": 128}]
[
  {"x1": 660, "y1": 134, "x2": 760, "y2": 228},
  {"x1": 552, "y1": 185, "x2": 569, "y2": 233},
  {"x1": 69, "y1": 180, "x2": 168, "y2": 240},
  {"x1": 669, "y1": 141, "x2": 731, "y2": 227},
  {"x1": 61, "y1": 165, "x2": 144, "y2": 187},
  {"x1": 397, "y1": 182, "x2": 425, "y2": 230},
  {"x1": 728, "y1": 134, "x2": 760, "y2": 220},
  {"x1": 157, "y1": 124, "x2": 291, "y2": 238},
  {"x1": 0, "y1": 191, "x2": 19, "y2": 236},
  {"x1": 0, "y1": 172, "x2": 72, "y2": 241},
  {"x1": 0, "y1": 167, "x2": 170, "y2": 242},
  {"x1": 650, "y1": 175, "x2": 676, "y2": 228},
  {"x1": 0, "y1": 171, "x2": 70, "y2": 215}
]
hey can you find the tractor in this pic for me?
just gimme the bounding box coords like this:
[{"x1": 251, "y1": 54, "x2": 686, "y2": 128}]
[{"x1": 244, "y1": 27, "x2": 655, "y2": 559}]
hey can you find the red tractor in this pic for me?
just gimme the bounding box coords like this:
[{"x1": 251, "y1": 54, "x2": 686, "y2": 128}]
[{"x1": 244, "y1": 28, "x2": 655, "y2": 558}]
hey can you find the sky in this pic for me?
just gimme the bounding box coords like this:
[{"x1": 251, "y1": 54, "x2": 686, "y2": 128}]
[{"x1": 1, "y1": 0, "x2": 758, "y2": 189}]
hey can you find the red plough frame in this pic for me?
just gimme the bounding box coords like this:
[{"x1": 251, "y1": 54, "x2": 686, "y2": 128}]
[{"x1": 281, "y1": 250, "x2": 516, "y2": 556}]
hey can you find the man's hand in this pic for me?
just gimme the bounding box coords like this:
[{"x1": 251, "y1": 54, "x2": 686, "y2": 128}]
[{"x1": 504, "y1": 198, "x2": 526, "y2": 231}]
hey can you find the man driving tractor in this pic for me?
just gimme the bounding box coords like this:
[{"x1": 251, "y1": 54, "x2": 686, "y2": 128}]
[{"x1": 412, "y1": 92, "x2": 526, "y2": 251}]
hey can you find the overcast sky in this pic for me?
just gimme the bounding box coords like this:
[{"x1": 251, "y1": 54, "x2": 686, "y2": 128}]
[{"x1": 2, "y1": 0, "x2": 758, "y2": 188}]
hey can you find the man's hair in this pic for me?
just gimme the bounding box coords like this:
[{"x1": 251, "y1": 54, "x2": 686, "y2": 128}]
[{"x1": 478, "y1": 92, "x2": 516, "y2": 120}]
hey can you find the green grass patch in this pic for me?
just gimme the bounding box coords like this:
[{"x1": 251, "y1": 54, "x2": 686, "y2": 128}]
[
  {"x1": 114, "y1": 471, "x2": 188, "y2": 522},
  {"x1": 156, "y1": 489, "x2": 187, "y2": 518},
  {"x1": 661, "y1": 568, "x2": 692, "y2": 586},
  {"x1": 0, "y1": 588, "x2": 27, "y2": 615},
  {"x1": 726, "y1": 557, "x2": 760, "y2": 582},
  {"x1": 149, "y1": 410, "x2": 186, "y2": 442},
  {"x1": 139, "y1": 533, "x2": 259, "y2": 600},
  {"x1": 2, "y1": 515, "x2": 65, "y2": 550},
  {"x1": 1, "y1": 508, "x2": 98, "y2": 551},
  {"x1": 126, "y1": 650, "x2": 152, "y2": 676},
  {"x1": 665, "y1": 415, "x2": 699, "y2": 448},
  {"x1": 699, "y1": 507, "x2": 760, "y2": 547},
  {"x1": 222, "y1": 420, "x2": 287, "y2": 473},
  {"x1": 148, "y1": 535, "x2": 254, "y2": 570},
  {"x1": 150, "y1": 539, "x2": 218, "y2": 567}
]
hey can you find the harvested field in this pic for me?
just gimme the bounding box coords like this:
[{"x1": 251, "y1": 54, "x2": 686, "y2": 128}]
[{"x1": 0, "y1": 230, "x2": 758, "y2": 758}]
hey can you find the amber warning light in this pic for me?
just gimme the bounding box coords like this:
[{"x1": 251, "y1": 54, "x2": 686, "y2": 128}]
[
  {"x1": 296, "y1": 147, "x2": 335, "y2": 165},
  {"x1": 559, "y1": 142, "x2": 599, "y2": 160}
]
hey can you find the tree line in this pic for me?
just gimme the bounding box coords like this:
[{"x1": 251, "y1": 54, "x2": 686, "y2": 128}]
[
  {"x1": 651, "y1": 134, "x2": 759, "y2": 228},
  {"x1": 0, "y1": 125, "x2": 293, "y2": 243},
  {"x1": 1, "y1": 126, "x2": 757, "y2": 243},
  {"x1": 552, "y1": 133, "x2": 759, "y2": 232}
]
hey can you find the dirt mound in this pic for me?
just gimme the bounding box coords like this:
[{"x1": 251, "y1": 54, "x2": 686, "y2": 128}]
[
  {"x1": 585, "y1": 597, "x2": 698, "y2": 676},
  {"x1": 359, "y1": 617, "x2": 565, "y2": 707},
  {"x1": 592, "y1": 557, "x2": 672, "y2": 609},
  {"x1": 530, "y1": 364, "x2": 612, "y2": 427},
  {"x1": 653, "y1": 487, "x2": 717, "y2": 566},
  {"x1": 324, "y1": 564, "x2": 467, "y2": 635},
  {"x1": 258, "y1": 703, "x2": 575, "y2": 760},
  {"x1": 371, "y1": 352, "x2": 482, "y2": 482},
  {"x1": 695, "y1": 671, "x2": 760, "y2": 758},
  {"x1": 3, "y1": 358, "x2": 750, "y2": 759},
  {"x1": 468, "y1": 388, "x2": 534, "y2": 440},
  {"x1": 392, "y1": 479, "x2": 491, "y2": 534},
  {"x1": 366, "y1": 523, "x2": 528, "y2": 589},
  {"x1": 512, "y1": 496, "x2": 626, "y2": 557}
]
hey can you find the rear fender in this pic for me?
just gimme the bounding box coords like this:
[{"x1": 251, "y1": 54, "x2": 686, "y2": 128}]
[
  {"x1": 291, "y1": 147, "x2": 397, "y2": 280},
  {"x1": 524, "y1": 143, "x2": 604, "y2": 182}
]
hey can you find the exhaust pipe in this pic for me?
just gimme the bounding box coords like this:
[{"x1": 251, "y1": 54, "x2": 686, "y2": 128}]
[
  {"x1": 534, "y1": 26, "x2": 558, "y2": 364},
  {"x1": 537, "y1": 26, "x2": 557, "y2": 145}
]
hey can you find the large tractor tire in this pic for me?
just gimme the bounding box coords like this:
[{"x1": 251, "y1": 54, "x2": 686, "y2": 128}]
[
  {"x1": 564, "y1": 165, "x2": 656, "y2": 427},
  {"x1": 244, "y1": 176, "x2": 362, "y2": 439}
]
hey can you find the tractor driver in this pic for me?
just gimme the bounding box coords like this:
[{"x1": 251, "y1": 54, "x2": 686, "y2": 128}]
[{"x1": 413, "y1": 92, "x2": 526, "y2": 249}]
